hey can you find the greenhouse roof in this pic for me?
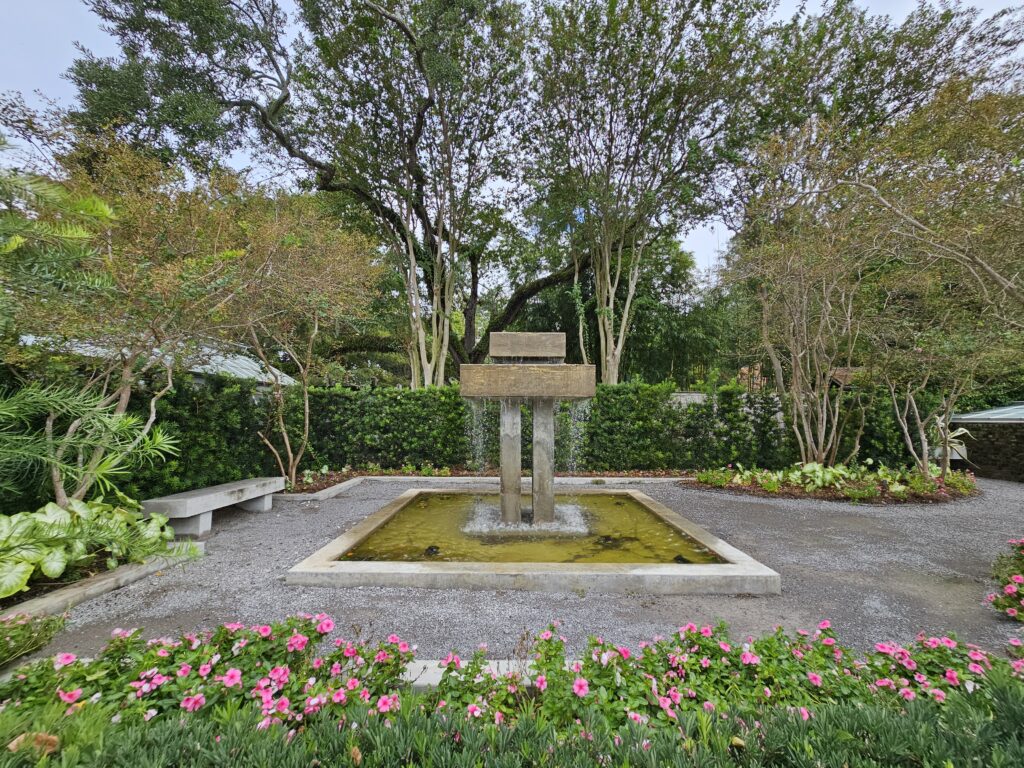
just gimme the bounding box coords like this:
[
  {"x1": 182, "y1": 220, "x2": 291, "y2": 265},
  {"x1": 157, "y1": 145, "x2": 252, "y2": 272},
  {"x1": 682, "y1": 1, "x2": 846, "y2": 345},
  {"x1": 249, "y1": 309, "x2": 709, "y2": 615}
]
[{"x1": 951, "y1": 402, "x2": 1024, "y2": 424}]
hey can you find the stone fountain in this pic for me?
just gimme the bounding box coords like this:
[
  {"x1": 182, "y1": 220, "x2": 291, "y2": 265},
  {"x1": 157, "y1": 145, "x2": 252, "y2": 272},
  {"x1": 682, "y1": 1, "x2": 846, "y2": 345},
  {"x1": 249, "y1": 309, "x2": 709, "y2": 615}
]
[{"x1": 460, "y1": 332, "x2": 595, "y2": 525}]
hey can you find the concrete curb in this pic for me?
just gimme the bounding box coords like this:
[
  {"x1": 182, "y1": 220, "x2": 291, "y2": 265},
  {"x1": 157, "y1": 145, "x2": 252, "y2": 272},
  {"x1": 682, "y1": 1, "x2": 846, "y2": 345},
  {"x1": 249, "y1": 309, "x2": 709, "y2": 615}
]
[
  {"x1": 276, "y1": 475, "x2": 684, "y2": 502},
  {"x1": 403, "y1": 659, "x2": 533, "y2": 691},
  {"x1": 2, "y1": 545, "x2": 203, "y2": 618}
]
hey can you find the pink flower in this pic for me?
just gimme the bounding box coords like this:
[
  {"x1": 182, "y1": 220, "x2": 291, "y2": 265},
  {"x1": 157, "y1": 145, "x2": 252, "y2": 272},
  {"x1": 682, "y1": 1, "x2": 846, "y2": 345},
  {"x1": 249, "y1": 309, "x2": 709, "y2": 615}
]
[
  {"x1": 875, "y1": 678, "x2": 893, "y2": 688},
  {"x1": 1011, "y1": 575, "x2": 1024, "y2": 584},
  {"x1": 223, "y1": 622, "x2": 244, "y2": 632},
  {"x1": 398, "y1": 642, "x2": 410, "y2": 653},
  {"x1": 177, "y1": 663, "x2": 192, "y2": 677},
  {"x1": 700, "y1": 657, "x2": 711, "y2": 669},
  {"x1": 703, "y1": 701, "x2": 715, "y2": 712},
  {"x1": 945, "y1": 669, "x2": 960, "y2": 686},
  {"x1": 181, "y1": 693, "x2": 206, "y2": 712},
  {"x1": 198, "y1": 663, "x2": 212, "y2": 678},
  {"x1": 821, "y1": 637, "x2": 836, "y2": 647},
  {"x1": 219, "y1": 668, "x2": 242, "y2": 688},
  {"x1": 257, "y1": 625, "x2": 273, "y2": 638},
  {"x1": 535, "y1": 675, "x2": 547, "y2": 691},
  {"x1": 1008, "y1": 608, "x2": 1019, "y2": 618},
  {"x1": 377, "y1": 694, "x2": 398, "y2": 713},
  {"x1": 700, "y1": 626, "x2": 713, "y2": 637},
  {"x1": 763, "y1": 687, "x2": 772, "y2": 698},
  {"x1": 331, "y1": 689, "x2": 347, "y2": 704},
  {"x1": 1010, "y1": 638, "x2": 1022, "y2": 647},
  {"x1": 54, "y1": 653, "x2": 77, "y2": 670},
  {"x1": 931, "y1": 689, "x2": 947, "y2": 702},
  {"x1": 287, "y1": 633, "x2": 309, "y2": 652},
  {"x1": 144, "y1": 708, "x2": 158, "y2": 721},
  {"x1": 316, "y1": 618, "x2": 335, "y2": 634},
  {"x1": 374, "y1": 650, "x2": 390, "y2": 663},
  {"x1": 899, "y1": 688, "x2": 915, "y2": 701},
  {"x1": 346, "y1": 677, "x2": 360, "y2": 691},
  {"x1": 572, "y1": 677, "x2": 589, "y2": 697},
  {"x1": 818, "y1": 620, "x2": 831, "y2": 630},
  {"x1": 494, "y1": 710, "x2": 504, "y2": 725},
  {"x1": 57, "y1": 688, "x2": 82, "y2": 704},
  {"x1": 617, "y1": 646, "x2": 631, "y2": 660},
  {"x1": 275, "y1": 696, "x2": 290, "y2": 713},
  {"x1": 467, "y1": 703, "x2": 482, "y2": 717},
  {"x1": 740, "y1": 651, "x2": 760, "y2": 665},
  {"x1": 539, "y1": 630, "x2": 553, "y2": 640},
  {"x1": 1005, "y1": 584, "x2": 1019, "y2": 595},
  {"x1": 968, "y1": 662, "x2": 985, "y2": 675},
  {"x1": 799, "y1": 707, "x2": 811, "y2": 721},
  {"x1": 718, "y1": 642, "x2": 731, "y2": 653},
  {"x1": 807, "y1": 672, "x2": 822, "y2": 687}
]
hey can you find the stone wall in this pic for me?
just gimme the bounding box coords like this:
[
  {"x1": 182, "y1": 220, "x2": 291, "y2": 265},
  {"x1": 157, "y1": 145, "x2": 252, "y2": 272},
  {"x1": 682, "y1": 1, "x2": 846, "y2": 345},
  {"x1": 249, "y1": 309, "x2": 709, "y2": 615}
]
[{"x1": 958, "y1": 422, "x2": 1024, "y2": 482}]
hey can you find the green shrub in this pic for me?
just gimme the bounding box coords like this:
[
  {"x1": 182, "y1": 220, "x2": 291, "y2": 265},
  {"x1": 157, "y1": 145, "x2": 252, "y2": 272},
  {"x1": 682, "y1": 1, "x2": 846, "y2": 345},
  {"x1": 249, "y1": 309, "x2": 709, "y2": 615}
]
[
  {"x1": 842, "y1": 480, "x2": 881, "y2": 502},
  {"x1": 695, "y1": 468, "x2": 732, "y2": 487},
  {"x1": 0, "y1": 497, "x2": 179, "y2": 601},
  {"x1": 123, "y1": 377, "x2": 272, "y2": 500},
  {"x1": 585, "y1": 382, "x2": 682, "y2": 470}
]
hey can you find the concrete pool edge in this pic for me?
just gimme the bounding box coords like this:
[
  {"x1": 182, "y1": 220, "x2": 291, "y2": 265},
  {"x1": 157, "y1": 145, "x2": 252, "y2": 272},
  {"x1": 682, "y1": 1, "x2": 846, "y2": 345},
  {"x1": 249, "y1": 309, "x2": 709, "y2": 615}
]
[{"x1": 285, "y1": 488, "x2": 781, "y2": 595}]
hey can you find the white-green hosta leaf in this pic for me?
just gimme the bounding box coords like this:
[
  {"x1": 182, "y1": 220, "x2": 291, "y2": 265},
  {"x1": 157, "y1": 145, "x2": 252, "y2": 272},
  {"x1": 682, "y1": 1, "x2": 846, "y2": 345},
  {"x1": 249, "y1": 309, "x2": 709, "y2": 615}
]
[
  {"x1": 0, "y1": 515, "x2": 11, "y2": 544},
  {"x1": 0, "y1": 560, "x2": 34, "y2": 599},
  {"x1": 36, "y1": 503, "x2": 72, "y2": 526},
  {"x1": 39, "y1": 546, "x2": 69, "y2": 579},
  {"x1": 66, "y1": 498, "x2": 94, "y2": 520}
]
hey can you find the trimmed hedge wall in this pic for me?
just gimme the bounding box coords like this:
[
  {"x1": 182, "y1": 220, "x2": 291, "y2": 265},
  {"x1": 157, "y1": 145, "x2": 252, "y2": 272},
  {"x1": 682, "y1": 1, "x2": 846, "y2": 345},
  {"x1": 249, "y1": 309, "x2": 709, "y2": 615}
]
[{"x1": 120, "y1": 378, "x2": 794, "y2": 500}]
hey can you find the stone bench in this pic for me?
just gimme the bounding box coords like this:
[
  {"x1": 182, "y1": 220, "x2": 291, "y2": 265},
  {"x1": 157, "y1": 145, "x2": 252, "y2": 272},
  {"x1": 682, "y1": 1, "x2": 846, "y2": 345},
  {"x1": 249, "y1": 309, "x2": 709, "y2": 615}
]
[{"x1": 142, "y1": 477, "x2": 285, "y2": 538}]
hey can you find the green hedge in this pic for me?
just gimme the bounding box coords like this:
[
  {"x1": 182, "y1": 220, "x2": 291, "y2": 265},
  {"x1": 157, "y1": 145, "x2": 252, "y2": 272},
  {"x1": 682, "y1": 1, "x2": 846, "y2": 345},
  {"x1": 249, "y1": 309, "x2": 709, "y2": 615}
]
[
  {"x1": 120, "y1": 379, "x2": 796, "y2": 497},
  {"x1": 304, "y1": 385, "x2": 470, "y2": 470}
]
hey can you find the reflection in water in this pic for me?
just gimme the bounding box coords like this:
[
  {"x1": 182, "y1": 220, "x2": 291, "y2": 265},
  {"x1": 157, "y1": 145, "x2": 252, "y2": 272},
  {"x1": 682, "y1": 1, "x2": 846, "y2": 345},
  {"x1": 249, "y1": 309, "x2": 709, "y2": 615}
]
[{"x1": 343, "y1": 493, "x2": 723, "y2": 565}]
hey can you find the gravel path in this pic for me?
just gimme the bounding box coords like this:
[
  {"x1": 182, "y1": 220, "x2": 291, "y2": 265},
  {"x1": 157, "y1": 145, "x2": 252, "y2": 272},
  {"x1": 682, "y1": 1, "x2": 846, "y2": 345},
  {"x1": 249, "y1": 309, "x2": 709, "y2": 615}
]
[{"x1": 40, "y1": 478, "x2": 1024, "y2": 658}]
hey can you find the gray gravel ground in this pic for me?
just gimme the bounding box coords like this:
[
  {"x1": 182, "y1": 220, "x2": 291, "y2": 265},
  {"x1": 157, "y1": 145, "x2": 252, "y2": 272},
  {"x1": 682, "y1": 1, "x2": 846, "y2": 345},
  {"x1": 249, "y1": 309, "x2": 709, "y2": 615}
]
[{"x1": 38, "y1": 478, "x2": 1024, "y2": 658}]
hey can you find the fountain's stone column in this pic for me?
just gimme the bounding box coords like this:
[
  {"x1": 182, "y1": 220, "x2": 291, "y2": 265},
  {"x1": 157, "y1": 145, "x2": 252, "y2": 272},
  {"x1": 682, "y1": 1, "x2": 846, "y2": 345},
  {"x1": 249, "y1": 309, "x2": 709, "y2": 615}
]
[
  {"x1": 499, "y1": 399, "x2": 522, "y2": 524},
  {"x1": 532, "y1": 398, "x2": 555, "y2": 523}
]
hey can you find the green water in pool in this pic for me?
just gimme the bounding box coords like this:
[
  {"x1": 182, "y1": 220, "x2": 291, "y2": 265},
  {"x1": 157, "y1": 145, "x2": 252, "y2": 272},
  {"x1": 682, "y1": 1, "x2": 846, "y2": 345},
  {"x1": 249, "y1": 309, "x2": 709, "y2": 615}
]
[{"x1": 342, "y1": 493, "x2": 724, "y2": 564}]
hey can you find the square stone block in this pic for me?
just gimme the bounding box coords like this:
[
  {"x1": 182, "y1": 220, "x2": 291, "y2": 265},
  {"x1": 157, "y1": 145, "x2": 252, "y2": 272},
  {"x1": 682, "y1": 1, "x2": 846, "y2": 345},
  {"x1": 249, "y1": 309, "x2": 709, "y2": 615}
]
[
  {"x1": 460, "y1": 364, "x2": 595, "y2": 399},
  {"x1": 489, "y1": 332, "x2": 566, "y2": 359}
]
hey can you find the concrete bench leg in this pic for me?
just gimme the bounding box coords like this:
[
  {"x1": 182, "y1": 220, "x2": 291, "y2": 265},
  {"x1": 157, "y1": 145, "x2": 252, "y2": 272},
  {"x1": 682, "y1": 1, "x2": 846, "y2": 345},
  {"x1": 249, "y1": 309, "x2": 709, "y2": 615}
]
[
  {"x1": 170, "y1": 511, "x2": 212, "y2": 539},
  {"x1": 238, "y1": 494, "x2": 272, "y2": 513}
]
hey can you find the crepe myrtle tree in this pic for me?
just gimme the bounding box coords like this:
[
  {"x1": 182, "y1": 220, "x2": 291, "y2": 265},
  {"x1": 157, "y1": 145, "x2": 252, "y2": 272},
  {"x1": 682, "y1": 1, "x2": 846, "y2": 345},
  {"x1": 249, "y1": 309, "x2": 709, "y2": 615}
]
[
  {"x1": 71, "y1": 0, "x2": 578, "y2": 384},
  {"x1": 227, "y1": 195, "x2": 380, "y2": 486},
  {"x1": 529, "y1": 0, "x2": 771, "y2": 384}
]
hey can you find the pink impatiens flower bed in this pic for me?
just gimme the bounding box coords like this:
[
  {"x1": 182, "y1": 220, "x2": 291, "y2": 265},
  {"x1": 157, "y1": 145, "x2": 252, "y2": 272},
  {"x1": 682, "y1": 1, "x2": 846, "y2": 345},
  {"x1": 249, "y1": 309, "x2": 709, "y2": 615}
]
[
  {"x1": 1, "y1": 615, "x2": 1022, "y2": 733},
  {"x1": 988, "y1": 538, "x2": 1024, "y2": 622}
]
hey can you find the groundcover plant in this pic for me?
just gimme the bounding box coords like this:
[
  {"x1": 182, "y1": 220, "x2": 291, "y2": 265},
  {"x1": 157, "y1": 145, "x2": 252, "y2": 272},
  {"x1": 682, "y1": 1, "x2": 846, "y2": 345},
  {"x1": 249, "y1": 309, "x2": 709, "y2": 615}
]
[{"x1": 2, "y1": 617, "x2": 1022, "y2": 743}]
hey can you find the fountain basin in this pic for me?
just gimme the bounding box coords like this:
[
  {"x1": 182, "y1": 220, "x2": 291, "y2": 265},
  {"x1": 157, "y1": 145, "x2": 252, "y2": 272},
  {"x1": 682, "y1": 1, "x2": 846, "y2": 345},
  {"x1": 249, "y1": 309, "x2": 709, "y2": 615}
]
[{"x1": 285, "y1": 489, "x2": 780, "y2": 595}]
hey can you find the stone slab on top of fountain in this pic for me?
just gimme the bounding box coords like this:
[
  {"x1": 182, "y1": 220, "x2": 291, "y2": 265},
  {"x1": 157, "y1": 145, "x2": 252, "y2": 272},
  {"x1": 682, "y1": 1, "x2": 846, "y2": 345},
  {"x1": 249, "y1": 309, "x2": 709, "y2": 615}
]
[
  {"x1": 460, "y1": 364, "x2": 596, "y2": 399},
  {"x1": 489, "y1": 332, "x2": 566, "y2": 359}
]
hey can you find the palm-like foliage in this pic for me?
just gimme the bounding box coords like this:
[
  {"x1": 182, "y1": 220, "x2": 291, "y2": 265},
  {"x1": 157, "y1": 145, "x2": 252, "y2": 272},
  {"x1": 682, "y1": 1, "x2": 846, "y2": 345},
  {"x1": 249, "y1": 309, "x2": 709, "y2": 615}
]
[
  {"x1": 0, "y1": 135, "x2": 115, "y2": 313},
  {"x1": 0, "y1": 384, "x2": 178, "y2": 502}
]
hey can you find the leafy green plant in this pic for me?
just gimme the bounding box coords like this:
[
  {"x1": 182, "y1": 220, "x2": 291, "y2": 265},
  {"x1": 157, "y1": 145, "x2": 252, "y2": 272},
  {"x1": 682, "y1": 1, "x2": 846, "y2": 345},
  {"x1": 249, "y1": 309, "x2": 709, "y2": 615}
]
[
  {"x1": 0, "y1": 613, "x2": 65, "y2": 668},
  {"x1": 695, "y1": 468, "x2": 732, "y2": 487},
  {"x1": 988, "y1": 539, "x2": 1024, "y2": 623},
  {"x1": 0, "y1": 496, "x2": 178, "y2": 600}
]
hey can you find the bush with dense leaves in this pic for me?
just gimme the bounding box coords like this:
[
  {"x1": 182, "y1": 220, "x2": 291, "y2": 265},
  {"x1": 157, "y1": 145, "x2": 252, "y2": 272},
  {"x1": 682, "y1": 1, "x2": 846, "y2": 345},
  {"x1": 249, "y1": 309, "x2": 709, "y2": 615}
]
[{"x1": 0, "y1": 497, "x2": 177, "y2": 601}]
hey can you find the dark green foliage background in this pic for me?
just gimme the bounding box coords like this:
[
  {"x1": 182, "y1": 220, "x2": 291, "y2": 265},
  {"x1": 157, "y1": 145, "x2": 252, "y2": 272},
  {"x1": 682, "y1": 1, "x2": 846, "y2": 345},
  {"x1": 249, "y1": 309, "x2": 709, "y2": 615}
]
[{"x1": 16, "y1": 374, "x2": 991, "y2": 508}]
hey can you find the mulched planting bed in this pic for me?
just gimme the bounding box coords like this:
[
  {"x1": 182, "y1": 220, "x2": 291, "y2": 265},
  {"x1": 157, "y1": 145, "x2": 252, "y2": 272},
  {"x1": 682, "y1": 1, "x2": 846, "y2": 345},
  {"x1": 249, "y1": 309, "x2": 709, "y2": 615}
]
[{"x1": 680, "y1": 476, "x2": 978, "y2": 505}]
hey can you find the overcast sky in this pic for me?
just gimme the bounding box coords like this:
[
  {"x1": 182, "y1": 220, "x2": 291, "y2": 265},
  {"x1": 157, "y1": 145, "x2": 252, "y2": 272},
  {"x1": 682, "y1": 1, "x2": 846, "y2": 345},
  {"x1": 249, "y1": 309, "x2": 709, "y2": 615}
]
[{"x1": 2, "y1": 0, "x2": 1019, "y2": 272}]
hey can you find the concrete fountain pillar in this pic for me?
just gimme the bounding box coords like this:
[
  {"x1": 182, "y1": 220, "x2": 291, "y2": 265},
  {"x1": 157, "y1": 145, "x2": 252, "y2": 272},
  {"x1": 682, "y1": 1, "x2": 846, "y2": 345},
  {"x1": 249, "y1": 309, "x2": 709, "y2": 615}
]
[
  {"x1": 499, "y1": 399, "x2": 522, "y2": 524},
  {"x1": 461, "y1": 332, "x2": 595, "y2": 525},
  {"x1": 532, "y1": 398, "x2": 555, "y2": 523}
]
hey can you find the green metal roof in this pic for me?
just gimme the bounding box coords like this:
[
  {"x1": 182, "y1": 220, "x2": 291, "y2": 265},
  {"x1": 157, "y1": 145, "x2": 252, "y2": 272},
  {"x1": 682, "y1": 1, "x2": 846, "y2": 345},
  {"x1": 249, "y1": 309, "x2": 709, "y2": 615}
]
[{"x1": 951, "y1": 402, "x2": 1024, "y2": 424}]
